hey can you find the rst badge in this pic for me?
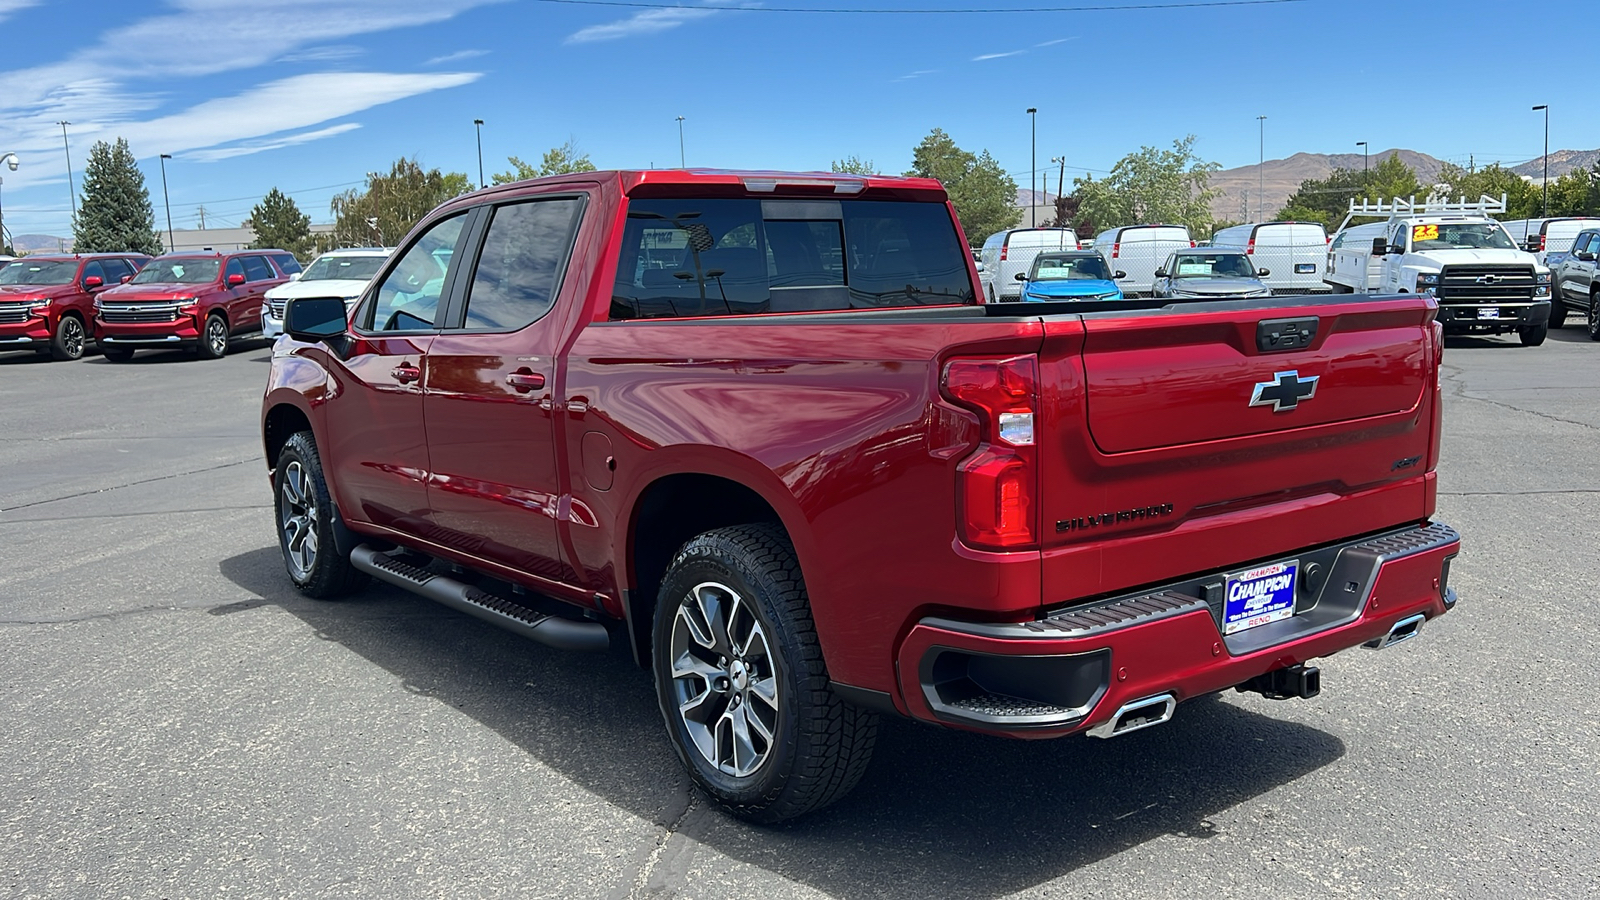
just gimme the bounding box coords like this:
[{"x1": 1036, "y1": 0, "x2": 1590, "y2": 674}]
[
  {"x1": 1249, "y1": 370, "x2": 1319, "y2": 412},
  {"x1": 1222, "y1": 561, "x2": 1299, "y2": 634}
]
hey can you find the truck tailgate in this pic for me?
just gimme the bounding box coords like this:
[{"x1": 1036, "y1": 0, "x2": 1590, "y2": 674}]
[{"x1": 1036, "y1": 295, "x2": 1438, "y2": 605}]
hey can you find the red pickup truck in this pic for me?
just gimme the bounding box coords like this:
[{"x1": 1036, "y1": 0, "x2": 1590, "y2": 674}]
[{"x1": 262, "y1": 170, "x2": 1459, "y2": 823}]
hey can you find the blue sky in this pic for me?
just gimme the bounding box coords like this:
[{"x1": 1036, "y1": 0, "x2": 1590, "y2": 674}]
[{"x1": 0, "y1": 0, "x2": 1592, "y2": 240}]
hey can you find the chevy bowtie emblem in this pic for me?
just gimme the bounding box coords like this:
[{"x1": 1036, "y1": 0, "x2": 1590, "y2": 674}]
[
  {"x1": 1249, "y1": 370, "x2": 1319, "y2": 412},
  {"x1": 1475, "y1": 274, "x2": 1500, "y2": 285}
]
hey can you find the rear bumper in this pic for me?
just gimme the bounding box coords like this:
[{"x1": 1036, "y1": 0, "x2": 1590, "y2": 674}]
[{"x1": 895, "y1": 521, "x2": 1459, "y2": 738}]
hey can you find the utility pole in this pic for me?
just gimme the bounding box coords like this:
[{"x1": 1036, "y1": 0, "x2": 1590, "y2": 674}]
[
  {"x1": 1051, "y1": 156, "x2": 1066, "y2": 226},
  {"x1": 57, "y1": 121, "x2": 75, "y2": 221},
  {"x1": 196, "y1": 205, "x2": 208, "y2": 230},
  {"x1": 1256, "y1": 115, "x2": 1267, "y2": 222},
  {"x1": 1532, "y1": 104, "x2": 1549, "y2": 216},
  {"x1": 158, "y1": 154, "x2": 175, "y2": 252},
  {"x1": 1027, "y1": 108, "x2": 1038, "y2": 227},
  {"x1": 473, "y1": 119, "x2": 485, "y2": 189},
  {"x1": 676, "y1": 116, "x2": 686, "y2": 168}
]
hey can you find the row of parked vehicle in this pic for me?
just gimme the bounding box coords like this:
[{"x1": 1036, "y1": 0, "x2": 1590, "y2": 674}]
[{"x1": 0, "y1": 246, "x2": 391, "y2": 362}]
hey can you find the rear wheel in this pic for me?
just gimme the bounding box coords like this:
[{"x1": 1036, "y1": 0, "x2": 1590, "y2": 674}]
[
  {"x1": 653, "y1": 524, "x2": 877, "y2": 824},
  {"x1": 101, "y1": 346, "x2": 134, "y2": 363},
  {"x1": 198, "y1": 313, "x2": 229, "y2": 359},
  {"x1": 50, "y1": 315, "x2": 87, "y2": 361},
  {"x1": 1589, "y1": 293, "x2": 1600, "y2": 341},
  {"x1": 274, "y1": 431, "x2": 367, "y2": 599},
  {"x1": 1549, "y1": 295, "x2": 1567, "y2": 328},
  {"x1": 1519, "y1": 321, "x2": 1548, "y2": 347}
]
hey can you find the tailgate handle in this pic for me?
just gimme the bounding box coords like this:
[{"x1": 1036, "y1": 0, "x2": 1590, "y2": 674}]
[{"x1": 1256, "y1": 316, "x2": 1319, "y2": 353}]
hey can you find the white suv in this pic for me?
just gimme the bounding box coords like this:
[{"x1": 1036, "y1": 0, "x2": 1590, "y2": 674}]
[{"x1": 261, "y1": 247, "x2": 391, "y2": 339}]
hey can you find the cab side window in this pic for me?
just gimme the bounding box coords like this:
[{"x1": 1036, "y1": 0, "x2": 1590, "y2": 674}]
[
  {"x1": 460, "y1": 198, "x2": 583, "y2": 331},
  {"x1": 242, "y1": 256, "x2": 274, "y2": 282},
  {"x1": 368, "y1": 214, "x2": 468, "y2": 333}
]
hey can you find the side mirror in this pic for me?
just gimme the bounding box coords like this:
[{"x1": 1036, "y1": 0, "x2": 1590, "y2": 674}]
[
  {"x1": 82, "y1": 275, "x2": 104, "y2": 289},
  {"x1": 974, "y1": 262, "x2": 985, "y2": 273},
  {"x1": 1257, "y1": 268, "x2": 1271, "y2": 277},
  {"x1": 1154, "y1": 268, "x2": 1168, "y2": 278},
  {"x1": 1371, "y1": 237, "x2": 1389, "y2": 256},
  {"x1": 119, "y1": 275, "x2": 132, "y2": 284},
  {"x1": 283, "y1": 296, "x2": 349, "y2": 343},
  {"x1": 1579, "y1": 251, "x2": 1596, "y2": 262},
  {"x1": 227, "y1": 272, "x2": 246, "y2": 286},
  {"x1": 289, "y1": 272, "x2": 303, "y2": 281},
  {"x1": 1523, "y1": 239, "x2": 1540, "y2": 253},
  {"x1": 1114, "y1": 270, "x2": 1127, "y2": 279},
  {"x1": 1014, "y1": 272, "x2": 1029, "y2": 282}
]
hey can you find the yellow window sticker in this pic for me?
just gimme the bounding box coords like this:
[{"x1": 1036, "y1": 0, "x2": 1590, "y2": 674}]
[{"x1": 1412, "y1": 224, "x2": 1439, "y2": 242}]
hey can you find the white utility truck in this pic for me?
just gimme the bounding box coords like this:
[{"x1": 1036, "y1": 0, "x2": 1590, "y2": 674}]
[{"x1": 1325, "y1": 195, "x2": 1553, "y2": 346}]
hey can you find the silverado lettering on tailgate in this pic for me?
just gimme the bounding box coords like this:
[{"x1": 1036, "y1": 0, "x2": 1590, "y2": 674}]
[{"x1": 1056, "y1": 502, "x2": 1175, "y2": 533}]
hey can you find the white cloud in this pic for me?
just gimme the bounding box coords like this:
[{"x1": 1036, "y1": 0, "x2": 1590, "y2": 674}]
[
  {"x1": 426, "y1": 49, "x2": 488, "y2": 66},
  {"x1": 1035, "y1": 37, "x2": 1078, "y2": 47},
  {"x1": 892, "y1": 69, "x2": 939, "y2": 83},
  {"x1": 184, "y1": 124, "x2": 364, "y2": 162},
  {"x1": 972, "y1": 50, "x2": 1026, "y2": 61},
  {"x1": 280, "y1": 44, "x2": 366, "y2": 63},
  {"x1": 116, "y1": 72, "x2": 480, "y2": 159},
  {"x1": 567, "y1": 7, "x2": 717, "y2": 44},
  {"x1": 0, "y1": 0, "x2": 38, "y2": 23}
]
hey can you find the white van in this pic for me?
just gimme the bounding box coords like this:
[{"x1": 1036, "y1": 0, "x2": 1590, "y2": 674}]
[
  {"x1": 1210, "y1": 221, "x2": 1329, "y2": 294},
  {"x1": 978, "y1": 228, "x2": 1079, "y2": 301},
  {"x1": 1093, "y1": 224, "x2": 1192, "y2": 296},
  {"x1": 1499, "y1": 217, "x2": 1600, "y2": 265}
]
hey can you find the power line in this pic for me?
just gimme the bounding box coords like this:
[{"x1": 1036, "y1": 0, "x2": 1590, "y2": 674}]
[{"x1": 536, "y1": 0, "x2": 1305, "y2": 11}]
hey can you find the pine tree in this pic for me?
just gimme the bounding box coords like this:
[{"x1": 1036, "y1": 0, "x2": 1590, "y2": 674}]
[
  {"x1": 73, "y1": 138, "x2": 162, "y2": 255},
  {"x1": 247, "y1": 188, "x2": 313, "y2": 258}
]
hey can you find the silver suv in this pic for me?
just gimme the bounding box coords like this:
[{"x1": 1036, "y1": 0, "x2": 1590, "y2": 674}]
[{"x1": 1551, "y1": 228, "x2": 1600, "y2": 339}]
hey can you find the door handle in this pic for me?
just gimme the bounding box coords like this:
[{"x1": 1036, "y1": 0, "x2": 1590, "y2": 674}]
[
  {"x1": 506, "y1": 369, "x2": 546, "y2": 393},
  {"x1": 391, "y1": 363, "x2": 421, "y2": 384}
]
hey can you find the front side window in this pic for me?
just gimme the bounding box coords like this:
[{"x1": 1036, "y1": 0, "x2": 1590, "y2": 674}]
[
  {"x1": 368, "y1": 214, "x2": 467, "y2": 332},
  {"x1": 81, "y1": 261, "x2": 106, "y2": 285},
  {"x1": 461, "y1": 197, "x2": 583, "y2": 331},
  {"x1": 130, "y1": 258, "x2": 221, "y2": 284},
  {"x1": 610, "y1": 198, "x2": 972, "y2": 319}
]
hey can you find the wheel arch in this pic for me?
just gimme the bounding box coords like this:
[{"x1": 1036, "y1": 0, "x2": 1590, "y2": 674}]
[{"x1": 262, "y1": 395, "x2": 314, "y2": 472}]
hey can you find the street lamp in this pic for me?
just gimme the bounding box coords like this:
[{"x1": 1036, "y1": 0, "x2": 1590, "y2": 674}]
[
  {"x1": 1356, "y1": 141, "x2": 1368, "y2": 179},
  {"x1": 1051, "y1": 155, "x2": 1066, "y2": 218},
  {"x1": 158, "y1": 154, "x2": 175, "y2": 252},
  {"x1": 1532, "y1": 105, "x2": 1549, "y2": 217},
  {"x1": 57, "y1": 121, "x2": 75, "y2": 219},
  {"x1": 676, "y1": 116, "x2": 686, "y2": 168},
  {"x1": 1027, "y1": 108, "x2": 1037, "y2": 227},
  {"x1": 473, "y1": 119, "x2": 485, "y2": 189},
  {"x1": 0, "y1": 153, "x2": 18, "y2": 253},
  {"x1": 1256, "y1": 115, "x2": 1267, "y2": 222}
]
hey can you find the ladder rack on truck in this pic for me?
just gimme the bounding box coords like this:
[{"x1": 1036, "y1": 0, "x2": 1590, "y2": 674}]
[{"x1": 1335, "y1": 194, "x2": 1507, "y2": 234}]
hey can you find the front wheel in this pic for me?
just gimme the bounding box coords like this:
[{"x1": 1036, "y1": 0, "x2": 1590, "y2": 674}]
[
  {"x1": 653, "y1": 524, "x2": 877, "y2": 824},
  {"x1": 274, "y1": 431, "x2": 367, "y2": 599},
  {"x1": 198, "y1": 313, "x2": 229, "y2": 359},
  {"x1": 50, "y1": 315, "x2": 87, "y2": 361},
  {"x1": 1549, "y1": 295, "x2": 1567, "y2": 328},
  {"x1": 1519, "y1": 321, "x2": 1548, "y2": 347},
  {"x1": 1589, "y1": 295, "x2": 1600, "y2": 341}
]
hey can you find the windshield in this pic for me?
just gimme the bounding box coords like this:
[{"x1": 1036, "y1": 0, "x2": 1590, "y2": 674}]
[
  {"x1": 1031, "y1": 255, "x2": 1111, "y2": 281},
  {"x1": 1410, "y1": 223, "x2": 1517, "y2": 251},
  {"x1": 130, "y1": 258, "x2": 221, "y2": 284},
  {"x1": 1169, "y1": 253, "x2": 1256, "y2": 278},
  {"x1": 0, "y1": 260, "x2": 75, "y2": 285},
  {"x1": 302, "y1": 255, "x2": 386, "y2": 282}
]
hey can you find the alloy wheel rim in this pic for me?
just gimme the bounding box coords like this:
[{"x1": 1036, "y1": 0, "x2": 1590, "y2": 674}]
[
  {"x1": 669, "y1": 581, "x2": 780, "y2": 778},
  {"x1": 62, "y1": 318, "x2": 83, "y2": 357},
  {"x1": 209, "y1": 319, "x2": 226, "y2": 354},
  {"x1": 279, "y1": 461, "x2": 318, "y2": 580}
]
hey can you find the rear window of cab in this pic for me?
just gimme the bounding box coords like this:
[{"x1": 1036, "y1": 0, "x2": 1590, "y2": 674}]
[{"x1": 609, "y1": 198, "x2": 973, "y2": 319}]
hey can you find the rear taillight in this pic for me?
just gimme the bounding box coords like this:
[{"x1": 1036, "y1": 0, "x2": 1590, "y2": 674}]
[
  {"x1": 942, "y1": 355, "x2": 1039, "y2": 550},
  {"x1": 1189, "y1": 240, "x2": 1197, "y2": 248},
  {"x1": 1110, "y1": 242, "x2": 1120, "y2": 258},
  {"x1": 1246, "y1": 238, "x2": 1255, "y2": 255},
  {"x1": 1540, "y1": 234, "x2": 1547, "y2": 251},
  {"x1": 999, "y1": 244, "x2": 1008, "y2": 261}
]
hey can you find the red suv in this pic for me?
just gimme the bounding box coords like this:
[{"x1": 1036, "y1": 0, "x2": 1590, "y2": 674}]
[
  {"x1": 94, "y1": 250, "x2": 298, "y2": 362},
  {"x1": 0, "y1": 254, "x2": 150, "y2": 360}
]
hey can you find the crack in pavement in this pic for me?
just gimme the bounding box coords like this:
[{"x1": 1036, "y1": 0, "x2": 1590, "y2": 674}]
[
  {"x1": 1441, "y1": 362, "x2": 1599, "y2": 431},
  {"x1": 0, "y1": 457, "x2": 259, "y2": 513},
  {"x1": 1440, "y1": 489, "x2": 1600, "y2": 496},
  {"x1": 617, "y1": 790, "x2": 700, "y2": 900}
]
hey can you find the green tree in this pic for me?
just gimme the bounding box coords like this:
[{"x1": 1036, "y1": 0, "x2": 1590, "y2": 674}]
[
  {"x1": 1541, "y1": 163, "x2": 1600, "y2": 217},
  {"x1": 1277, "y1": 153, "x2": 1426, "y2": 227},
  {"x1": 329, "y1": 158, "x2": 473, "y2": 248},
  {"x1": 1072, "y1": 135, "x2": 1220, "y2": 234},
  {"x1": 491, "y1": 139, "x2": 597, "y2": 184},
  {"x1": 72, "y1": 138, "x2": 162, "y2": 254},
  {"x1": 831, "y1": 155, "x2": 877, "y2": 175},
  {"x1": 905, "y1": 129, "x2": 1018, "y2": 244},
  {"x1": 1432, "y1": 162, "x2": 1540, "y2": 219},
  {"x1": 246, "y1": 188, "x2": 313, "y2": 257}
]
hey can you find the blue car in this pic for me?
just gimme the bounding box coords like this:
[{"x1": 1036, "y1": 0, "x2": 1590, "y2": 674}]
[{"x1": 1015, "y1": 251, "x2": 1125, "y2": 302}]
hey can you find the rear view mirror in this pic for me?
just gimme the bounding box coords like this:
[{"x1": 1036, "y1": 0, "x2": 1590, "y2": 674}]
[
  {"x1": 1372, "y1": 237, "x2": 1389, "y2": 256},
  {"x1": 227, "y1": 272, "x2": 246, "y2": 286},
  {"x1": 283, "y1": 296, "x2": 348, "y2": 343},
  {"x1": 83, "y1": 275, "x2": 103, "y2": 289},
  {"x1": 1154, "y1": 268, "x2": 1168, "y2": 278},
  {"x1": 1114, "y1": 270, "x2": 1127, "y2": 279},
  {"x1": 1014, "y1": 272, "x2": 1029, "y2": 282},
  {"x1": 1257, "y1": 268, "x2": 1271, "y2": 277}
]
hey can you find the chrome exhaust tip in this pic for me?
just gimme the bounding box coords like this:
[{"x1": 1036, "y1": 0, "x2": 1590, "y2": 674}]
[
  {"x1": 1086, "y1": 692, "x2": 1177, "y2": 739},
  {"x1": 1364, "y1": 612, "x2": 1425, "y2": 651}
]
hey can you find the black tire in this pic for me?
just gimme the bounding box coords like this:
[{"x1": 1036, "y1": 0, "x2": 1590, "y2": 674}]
[
  {"x1": 1549, "y1": 295, "x2": 1567, "y2": 329},
  {"x1": 1589, "y1": 295, "x2": 1600, "y2": 342},
  {"x1": 652, "y1": 524, "x2": 877, "y2": 824},
  {"x1": 101, "y1": 346, "x2": 134, "y2": 363},
  {"x1": 1519, "y1": 321, "x2": 1548, "y2": 347},
  {"x1": 274, "y1": 431, "x2": 367, "y2": 599},
  {"x1": 50, "y1": 314, "x2": 87, "y2": 361},
  {"x1": 198, "y1": 313, "x2": 229, "y2": 360}
]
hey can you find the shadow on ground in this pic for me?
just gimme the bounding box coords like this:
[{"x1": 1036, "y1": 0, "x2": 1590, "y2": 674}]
[{"x1": 221, "y1": 545, "x2": 1345, "y2": 899}]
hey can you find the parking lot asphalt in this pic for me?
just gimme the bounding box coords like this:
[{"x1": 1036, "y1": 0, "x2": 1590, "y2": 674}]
[{"x1": 2, "y1": 329, "x2": 1597, "y2": 900}]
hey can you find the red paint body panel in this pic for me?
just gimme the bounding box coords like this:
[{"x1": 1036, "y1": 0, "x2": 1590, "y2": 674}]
[{"x1": 260, "y1": 169, "x2": 1457, "y2": 737}]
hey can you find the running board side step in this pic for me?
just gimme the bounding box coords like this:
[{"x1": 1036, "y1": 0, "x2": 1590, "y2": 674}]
[
  {"x1": 350, "y1": 545, "x2": 609, "y2": 652},
  {"x1": 1086, "y1": 692, "x2": 1177, "y2": 739}
]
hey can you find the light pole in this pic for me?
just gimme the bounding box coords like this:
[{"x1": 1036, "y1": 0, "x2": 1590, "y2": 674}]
[
  {"x1": 1532, "y1": 104, "x2": 1549, "y2": 216},
  {"x1": 57, "y1": 121, "x2": 74, "y2": 220},
  {"x1": 676, "y1": 116, "x2": 686, "y2": 168},
  {"x1": 1256, "y1": 115, "x2": 1267, "y2": 222},
  {"x1": 158, "y1": 154, "x2": 175, "y2": 252},
  {"x1": 0, "y1": 152, "x2": 16, "y2": 252},
  {"x1": 1356, "y1": 140, "x2": 1368, "y2": 179},
  {"x1": 1027, "y1": 108, "x2": 1037, "y2": 227},
  {"x1": 473, "y1": 119, "x2": 485, "y2": 188},
  {"x1": 1051, "y1": 155, "x2": 1066, "y2": 225}
]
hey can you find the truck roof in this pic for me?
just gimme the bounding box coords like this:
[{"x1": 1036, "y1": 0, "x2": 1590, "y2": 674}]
[{"x1": 461, "y1": 169, "x2": 950, "y2": 201}]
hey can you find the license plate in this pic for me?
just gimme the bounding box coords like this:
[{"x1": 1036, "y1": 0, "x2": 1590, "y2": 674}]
[
  {"x1": 1478, "y1": 307, "x2": 1500, "y2": 319},
  {"x1": 1294, "y1": 263, "x2": 1317, "y2": 274},
  {"x1": 1222, "y1": 560, "x2": 1298, "y2": 634}
]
